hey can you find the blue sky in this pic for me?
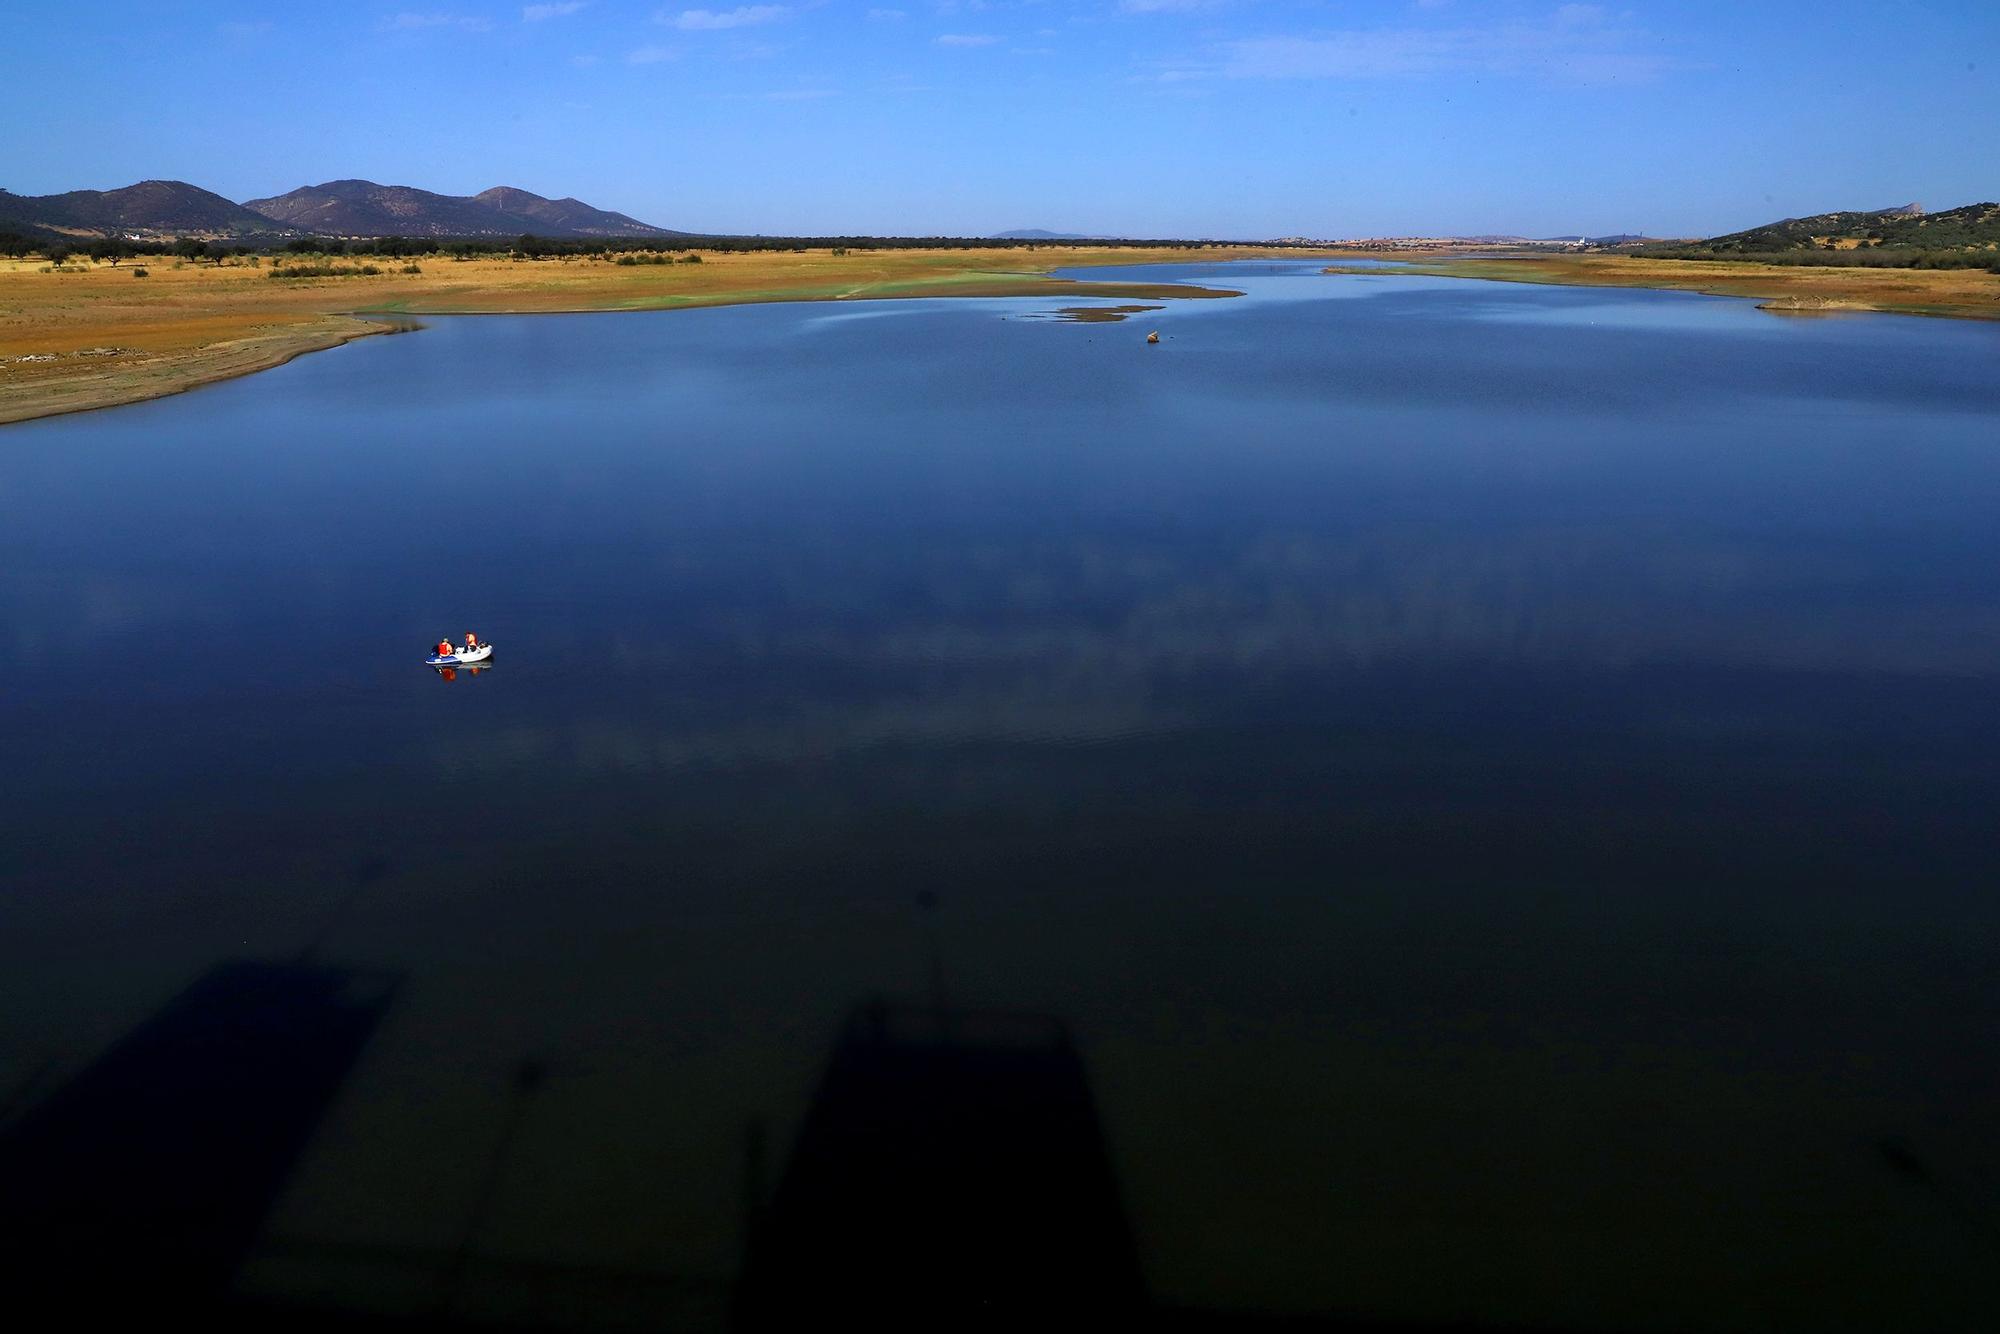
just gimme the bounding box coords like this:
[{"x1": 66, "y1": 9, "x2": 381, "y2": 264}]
[{"x1": 2, "y1": 2, "x2": 1994, "y2": 238}]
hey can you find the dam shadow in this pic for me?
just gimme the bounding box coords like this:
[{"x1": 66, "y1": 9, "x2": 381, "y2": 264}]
[
  {"x1": 735, "y1": 997, "x2": 1145, "y2": 1330},
  {"x1": 0, "y1": 956, "x2": 402, "y2": 1311}
]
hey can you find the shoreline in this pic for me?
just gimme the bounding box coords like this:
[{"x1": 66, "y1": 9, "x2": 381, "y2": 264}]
[
  {"x1": 0, "y1": 317, "x2": 402, "y2": 427},
  {"x1": 0, "y1": 247, "x2": 1291, "y2": 426},
  {"x1": 1321, "y1": 251, "x2": 2000, "y2": 322},
  {"x1": 24, "y1": 244, "x2": 1991, "y2": 426}
]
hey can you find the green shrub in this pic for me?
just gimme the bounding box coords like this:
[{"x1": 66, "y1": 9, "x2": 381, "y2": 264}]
[
  {"x1": 132, "y1": 266, "x2": 148, "y2": 278},
  {"x1": 267, "y1": 262, "x2": 384, "y2": 280}
]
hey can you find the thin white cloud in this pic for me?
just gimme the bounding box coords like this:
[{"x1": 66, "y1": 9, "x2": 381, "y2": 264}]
[
  {"x1": 523, "y1": 2, "x2": 588, "y2": 19},
  {"x1": 669, "y1": 5, "x2": 789, "y2": 29},
  {"x1": 936, "y1": 33, "x2": 998, "y2": 46},
  {"x1": 1194, "y1": 8, "x2": 1675, "y2": 85},
  {"x1": 382, "y1": 12, "x2": 493, "y2": 32},
  {"x1": 628, "y1": 44, "x2": 679, "y2": 62}
]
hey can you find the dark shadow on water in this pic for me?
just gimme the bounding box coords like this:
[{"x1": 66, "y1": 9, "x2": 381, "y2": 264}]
[
  {"x1": 0, "y1": 880, "x2": 1724, "y2": 1334},
  {"x1": 735, "y1": 997, "x2": 1145, "y2": 1330},
  {"x1": 0, "y1": 957, "x2": 401, "y2": 1306},
  {"x1": 0, "y1": 960, "x2": 1679, "y2": 1331},
  {"x1": 734, "y1": 1000, "x2": 1646, "y2": 1334}
]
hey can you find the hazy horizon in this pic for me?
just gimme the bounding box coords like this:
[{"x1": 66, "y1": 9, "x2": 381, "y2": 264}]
[{"x1": 4, "y1": 1, "x2": 1996, "y2": 239}]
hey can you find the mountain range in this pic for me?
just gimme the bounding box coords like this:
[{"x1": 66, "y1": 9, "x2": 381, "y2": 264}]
[
  {"x1": 244, "y1": 180, "x2": 677, "y2": 239},
  {"x1": 0, "y1": 178, "x2": 676, "y2": 240}
]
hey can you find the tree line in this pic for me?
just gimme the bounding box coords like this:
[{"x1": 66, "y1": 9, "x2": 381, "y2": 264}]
[
  {"x1": 1633, "y1": 244, "x2": 2000, "y2": 273},
  {"x1": 1, "y1": 226, "x2": 1269, "y2": 264}
]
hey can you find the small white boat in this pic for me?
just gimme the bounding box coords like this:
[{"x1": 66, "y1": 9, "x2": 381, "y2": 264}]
[{"x1": 427, "y1": 643, "x2": 493, "y2": 666}]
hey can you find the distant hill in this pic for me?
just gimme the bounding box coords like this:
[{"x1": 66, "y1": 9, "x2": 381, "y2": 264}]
[
  {"x1": 1453, "y1": 234, "x2": 1657, "y2": 245},
  {"x1": 990, "y1": 228, "x2": 1105, "y2": 241},
  {"x1": 470, "y1": 187, "x2": 674, "y2": 238},
  {"x1": 244, "y1": 180, "x2": 677, "y2": 238},
  {"x1": 1693, "y1": 201, "x2": 2000, "y2": 254},
  {"x1": 1539, "y1": 233, "x2": 1658, "y2": 245},
  {"x1": 0, "y1": 203, "x2": 56, "y2": 243},
  {"x1": 0, "y1": 180, "x2": 289, "y2": 238}
]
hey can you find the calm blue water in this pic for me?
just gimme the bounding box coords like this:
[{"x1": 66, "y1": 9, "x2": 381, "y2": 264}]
[{"x1": 3, "y1": 261, "x2": 1997, "y2": 1327}]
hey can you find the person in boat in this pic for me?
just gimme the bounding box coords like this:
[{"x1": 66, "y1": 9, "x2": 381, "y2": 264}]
[
  {"x1": 463, "y1": 632, "x2": 480, "y2": 654},
  {"x1": 435, "y1": 638, "x2": 453, "y2": 658}
]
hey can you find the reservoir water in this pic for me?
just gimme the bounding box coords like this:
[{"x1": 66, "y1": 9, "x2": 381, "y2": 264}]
[{"x1": 3, "y1": 261, "x2": 1997, "y2": 1328}]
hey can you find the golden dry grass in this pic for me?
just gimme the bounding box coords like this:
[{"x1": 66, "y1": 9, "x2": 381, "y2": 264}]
[
  {"x1": 1323, "y1": 252, "x2": 2000, "y2": 320},
  {"x1": 0, "y1": 245, "x2": 1323, "y2": 424}
]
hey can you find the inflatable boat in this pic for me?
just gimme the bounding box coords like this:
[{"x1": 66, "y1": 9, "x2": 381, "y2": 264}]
[{"x1": 427, "y1": 643, "x2": 493, "y2": 667}]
